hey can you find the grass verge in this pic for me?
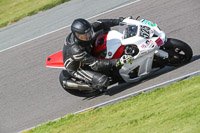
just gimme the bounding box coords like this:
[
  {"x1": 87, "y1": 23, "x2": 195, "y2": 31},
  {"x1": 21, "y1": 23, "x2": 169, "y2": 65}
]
[
  {"x1": 26, "y1": 75, "x2": 200, "y2": 133},
  {"x1": 0, "y1": 0, "x2": 70, "y2": 29}
]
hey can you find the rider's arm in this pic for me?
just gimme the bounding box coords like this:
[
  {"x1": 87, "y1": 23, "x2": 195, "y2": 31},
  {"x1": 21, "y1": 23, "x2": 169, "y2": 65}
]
[
  {"x1": 92, "y1": 18, "x2": 123, "y2": 32},
  {"x1": 71, "y1": 44, "x2": 116, "y2": 71}
]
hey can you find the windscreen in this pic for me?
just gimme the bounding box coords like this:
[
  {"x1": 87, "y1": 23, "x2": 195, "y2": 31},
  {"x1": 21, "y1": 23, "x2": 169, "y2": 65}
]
[{"x1": 119, "y1": 22, "x2": 138, "y2": 39}]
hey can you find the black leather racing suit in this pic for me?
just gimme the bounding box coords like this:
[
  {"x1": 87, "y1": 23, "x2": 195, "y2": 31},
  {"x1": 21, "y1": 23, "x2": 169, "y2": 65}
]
[{"x1": 62, "y1": 19, "x2": 121, "y2": 89}]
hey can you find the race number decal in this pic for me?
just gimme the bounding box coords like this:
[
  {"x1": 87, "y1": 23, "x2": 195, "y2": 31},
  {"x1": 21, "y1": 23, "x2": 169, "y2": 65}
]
[{"x1": 140, "y1": 25, "x2": 150, "y2": 39}]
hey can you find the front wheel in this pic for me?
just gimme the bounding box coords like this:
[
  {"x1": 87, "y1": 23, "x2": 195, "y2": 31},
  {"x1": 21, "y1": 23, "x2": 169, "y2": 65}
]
[
  {"x1": 59, "y1": 70, "x2": 102, "y2": 97},
  {"x1": 161, "y1": 38, "x2": 193, "y2": 66}
]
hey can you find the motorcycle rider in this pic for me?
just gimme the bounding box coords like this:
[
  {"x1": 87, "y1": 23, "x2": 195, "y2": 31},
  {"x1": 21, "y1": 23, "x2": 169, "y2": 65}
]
[{"x1": 62, "y1": 18, "x2": 124, "y2": 90}]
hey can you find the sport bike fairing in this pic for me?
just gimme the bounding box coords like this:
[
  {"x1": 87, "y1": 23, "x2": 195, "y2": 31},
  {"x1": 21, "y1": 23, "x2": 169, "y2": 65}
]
[{"x1": 102, "y1": 18, "x2": 167, "y2": 82}]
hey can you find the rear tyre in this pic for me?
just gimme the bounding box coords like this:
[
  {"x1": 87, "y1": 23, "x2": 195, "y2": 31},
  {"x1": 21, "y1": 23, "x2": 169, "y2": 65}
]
[
  {"x1": 161, "y1": 38, "x2": 193, "y2": 66},
  {"x1": 59, "y1": 70, "x2": 102, "y2": 97}
]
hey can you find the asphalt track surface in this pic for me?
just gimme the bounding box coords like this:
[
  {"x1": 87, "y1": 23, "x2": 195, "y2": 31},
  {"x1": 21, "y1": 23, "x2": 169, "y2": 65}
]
[{"x1": 0, "y1": 0, "x2": 200, "y2": 132}]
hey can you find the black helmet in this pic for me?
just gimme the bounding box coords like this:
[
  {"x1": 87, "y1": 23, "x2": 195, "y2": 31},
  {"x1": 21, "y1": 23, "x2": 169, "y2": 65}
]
[{"x1": 71, "y1": 18, "x2": 94, "y2": 41}]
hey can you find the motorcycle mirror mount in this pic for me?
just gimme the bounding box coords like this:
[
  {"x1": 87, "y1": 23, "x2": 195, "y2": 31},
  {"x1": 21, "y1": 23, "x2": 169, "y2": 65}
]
[{"x1": 136, "y1": 16, "x2": 140, "y2": 20}]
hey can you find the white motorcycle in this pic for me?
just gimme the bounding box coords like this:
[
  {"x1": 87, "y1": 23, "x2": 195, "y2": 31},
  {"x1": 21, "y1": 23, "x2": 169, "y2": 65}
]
[{"x1": 46, "y1": 17, "x2": 193, "y2": 97}]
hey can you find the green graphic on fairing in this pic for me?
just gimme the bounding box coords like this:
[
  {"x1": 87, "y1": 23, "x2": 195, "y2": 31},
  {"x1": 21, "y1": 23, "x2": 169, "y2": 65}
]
[{"x1": 142, "y1": 19, "x2": 157, "y2": 27}]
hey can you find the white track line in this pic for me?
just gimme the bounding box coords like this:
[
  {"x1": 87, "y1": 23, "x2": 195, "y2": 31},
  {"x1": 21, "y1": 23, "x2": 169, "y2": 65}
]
[{"x1": 1, "y1": 0, "x2": 141, "y2": 53}]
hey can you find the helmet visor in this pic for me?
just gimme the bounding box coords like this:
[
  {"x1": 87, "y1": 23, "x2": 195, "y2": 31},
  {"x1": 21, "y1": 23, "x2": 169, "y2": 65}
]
[{"x1": 75, "y1": 29, "x2": 94, "y2": 41}]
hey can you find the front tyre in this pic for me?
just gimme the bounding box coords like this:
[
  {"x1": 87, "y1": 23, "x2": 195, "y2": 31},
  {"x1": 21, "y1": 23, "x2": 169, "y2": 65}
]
[
  {"x1": 59, "y1": 70, "x2": 102, "y2": 97},
  {"x1": 161, "y1": 38, "x2": 193, "y2": 66}
]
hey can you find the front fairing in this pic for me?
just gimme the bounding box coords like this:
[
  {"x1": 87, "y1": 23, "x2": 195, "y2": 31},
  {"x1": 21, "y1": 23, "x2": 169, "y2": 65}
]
[{"x1": 105, "y1": 30, "x2": 122, "y2": 59}]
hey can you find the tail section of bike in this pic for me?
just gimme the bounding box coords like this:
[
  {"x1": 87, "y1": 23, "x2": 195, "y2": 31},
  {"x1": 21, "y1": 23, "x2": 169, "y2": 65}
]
[{"x1": 46, "y1": 51, "x2": 65, "y2": 69}]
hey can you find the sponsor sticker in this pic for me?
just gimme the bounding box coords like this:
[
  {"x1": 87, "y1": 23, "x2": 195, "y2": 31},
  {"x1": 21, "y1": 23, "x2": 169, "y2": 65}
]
[
  {"x1": 146, "y1": 40, "x2": 153, "y2": 47},
  {"x1": 108, "y1": 52, "x2": 112, "y2": 56},
  {"x1": 142, "y1": 19, "x2": 149, "y2": 24},
  {"x1": 142, "y1": 40, "x2": 155, "y2": 49},
  {"x1": 141, "y1": 44, "x2": 146, "y2": 48},
  {"x1": 151, "y1": 44, "x2": 155, "y2": 48},
  {"x1": 142, "y1": 19, "x2": 157, "y2": 27},
  {"x1": 147, "y1": 21, "x2": 157, "y2": 27},
  {"x1": 156, "y1": 38, "x2": 163, "y2": 47}
]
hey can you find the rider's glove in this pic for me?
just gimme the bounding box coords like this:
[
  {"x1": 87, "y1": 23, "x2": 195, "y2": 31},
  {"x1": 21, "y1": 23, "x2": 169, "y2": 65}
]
[
  {"x1": 110, "y1": 57, "x2": 134, "y2": 68},
  {"x1": 109, "y1": 59, "x2": 126, "y2": 68},
  {"x1": 116, "y1": 60, "x2": 123, "y2": 67},
  {"x1": 119, "y1": 17, "x2": 125, "y2": 22},
  {"x1": 116, "y1": 55, "x2": 134, "y2": 67},
  {"x1": 109, "y1": 59, "x2": 120, "y2": 68}
]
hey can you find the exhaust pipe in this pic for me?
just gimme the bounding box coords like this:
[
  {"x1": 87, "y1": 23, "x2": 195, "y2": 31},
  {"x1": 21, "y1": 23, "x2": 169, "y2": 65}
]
[{"x1": 63, "y1": 80, "x2": 93, "y2": 91}]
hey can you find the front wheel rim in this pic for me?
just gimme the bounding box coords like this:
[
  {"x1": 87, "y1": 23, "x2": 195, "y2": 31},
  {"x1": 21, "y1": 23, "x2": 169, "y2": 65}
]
[{"x1": 166, "y1": 47, "x2": 188, "y2": 65}]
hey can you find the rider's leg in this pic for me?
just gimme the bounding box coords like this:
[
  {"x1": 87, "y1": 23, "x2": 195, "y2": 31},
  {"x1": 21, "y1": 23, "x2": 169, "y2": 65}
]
[
  {"x1": 59, "y1": 70, "x2": 94, "y2": 90},
  {"x1": 60, "y1": 69, "x2": 110, "y2": 90},
  {"x1": 76, "y1": 68, "x2": 110, "y2": 90}
]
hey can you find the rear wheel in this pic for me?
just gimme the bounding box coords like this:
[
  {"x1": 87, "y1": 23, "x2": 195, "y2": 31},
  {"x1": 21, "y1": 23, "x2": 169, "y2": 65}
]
[
  {"x1": 161, "y1": 38, "x2": 193, "y2": 66},
  {"x1": 59, "y1": 70, "x2": 102, "y2": 97},
  {"x1": 64, "y1": 89, "x2": 102, "y2": 97}
]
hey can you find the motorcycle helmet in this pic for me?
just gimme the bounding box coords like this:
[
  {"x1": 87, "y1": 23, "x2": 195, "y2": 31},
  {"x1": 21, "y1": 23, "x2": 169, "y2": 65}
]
[{"x1": 71, "y1": 18, "x2": 94, "y2": 41}]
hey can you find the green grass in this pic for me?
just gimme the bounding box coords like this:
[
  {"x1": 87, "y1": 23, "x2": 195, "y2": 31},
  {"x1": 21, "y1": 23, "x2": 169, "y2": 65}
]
[
  {"x1": 0, "y1": 0, "x2": 70, "y2": 29},
  {"x1": 26, "y1": 75, "x2": 200, "y2": 133}
]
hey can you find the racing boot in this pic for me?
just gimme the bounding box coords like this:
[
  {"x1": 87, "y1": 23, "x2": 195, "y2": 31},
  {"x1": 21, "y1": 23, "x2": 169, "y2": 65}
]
[{"x1": 91, "y1": 73, "x2": 110, "y2": 92}]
